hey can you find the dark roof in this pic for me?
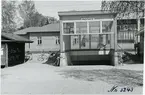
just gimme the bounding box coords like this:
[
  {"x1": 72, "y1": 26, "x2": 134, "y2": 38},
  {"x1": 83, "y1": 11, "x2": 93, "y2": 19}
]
[
  {"x1": 14, "y1": 23, "x2": 60, "y2": 35},
  {"x1": 15, "y1": 27, "x2": 41, "y2": 35},
  {"x1": 58, "y1": 10, "x2": 117, "y2": 16},
  {"x1": 1, "y1": 32, "x2": 33, "y2": 43},
  {"x1": 41, "y1": 23, "x2": 60, "y2": 32}
]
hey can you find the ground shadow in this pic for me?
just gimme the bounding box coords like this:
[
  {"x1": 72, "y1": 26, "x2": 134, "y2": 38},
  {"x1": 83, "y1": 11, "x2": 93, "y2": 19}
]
[{"x1": 72, "y1": 60, "x2": 111, "y2": 65}]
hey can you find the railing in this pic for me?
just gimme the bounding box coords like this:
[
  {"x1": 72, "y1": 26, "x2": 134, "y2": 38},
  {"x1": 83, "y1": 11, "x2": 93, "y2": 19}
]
[{"x1": 117, "y1": 30, "x2": 136, "y2": 43}]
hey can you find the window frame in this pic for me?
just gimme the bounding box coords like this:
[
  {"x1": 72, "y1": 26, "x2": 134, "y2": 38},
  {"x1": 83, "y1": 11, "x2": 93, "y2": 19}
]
[
  {"x1": 63, "y1": 22, "x2": 74, "y2": 34},
  {"x1": 102, "y1": 20, "x2": 114, "y2": 33},
  {"x1": 62, "y1": 19, "x2": 114, "y2": 35},
  {"x1": 89, "y1": 21, "x2": 101, "y2": 34},
  {"x1": 70, "y1": 34, "x2": 112, "y2": 50},
  {"x1": 37, "y1": 36, "x2": 42, "y2": 45}
]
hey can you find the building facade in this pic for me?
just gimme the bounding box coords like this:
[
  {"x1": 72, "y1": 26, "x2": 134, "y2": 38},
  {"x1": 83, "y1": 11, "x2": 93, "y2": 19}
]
[
  {"x1": 58, "y1": 10, "x2": 118, "y2": 66},
  {"x1": 15, "y1": 23, "x2": 60, "y2": 53}
]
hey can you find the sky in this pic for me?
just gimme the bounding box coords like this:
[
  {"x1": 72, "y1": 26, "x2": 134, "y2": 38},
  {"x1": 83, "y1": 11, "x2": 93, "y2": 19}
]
[{"x1": 34, "y1": 1, "x2": 102, "y2": 19}]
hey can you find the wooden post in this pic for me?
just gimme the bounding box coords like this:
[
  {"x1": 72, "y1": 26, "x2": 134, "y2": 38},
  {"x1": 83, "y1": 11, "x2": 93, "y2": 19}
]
[
  {"x1": 79, "y1": 35, "x2": 81, "y2": 49},
  {"x1": 114, "y1": 18, "x2": 118, "y2": 66},
  {"x1": 23, "y1": 43, "x2": 25, "y2": 63},
  {"x1": 89, "y1": 35, "x2": 91, "y2": 49},
  {"x1": 137, "y1": 18, "x2": 140, "y2": 42},
  {"x1": 29, "y1": 33, "x2": 30, "y2": 49},
  {"x1": 60, "y1": 21, "x2": 64, "y2": 52},
  {"x1": 5, "y1": 44, "x2": 8, "y2": 67},
  {"x1": 114, "y1": 18, "x2": 118, "y2": 51}
]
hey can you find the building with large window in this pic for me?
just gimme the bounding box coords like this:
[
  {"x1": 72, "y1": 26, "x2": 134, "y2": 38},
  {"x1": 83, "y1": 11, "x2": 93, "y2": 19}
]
[{"x1": 58, "y1": 10, "x2": 118, "y2": 66}]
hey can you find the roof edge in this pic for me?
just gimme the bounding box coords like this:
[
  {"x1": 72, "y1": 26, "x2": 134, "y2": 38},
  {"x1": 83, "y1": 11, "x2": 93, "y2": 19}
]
[{"x1": 58, "y1": 10, "x2": 117, "y2": 16}]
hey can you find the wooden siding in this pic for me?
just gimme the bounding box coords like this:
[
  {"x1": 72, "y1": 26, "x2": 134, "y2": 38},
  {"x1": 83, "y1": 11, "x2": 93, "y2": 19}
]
[
  {"x1": 8, "y1": 43, "x2": 25, "y2": 66},
  {"x1": 1, "y1": 42, "x2": 25, "y2": 67},
  {"x1": 27, "y1": 32, "x2": 60, "y2": 52}
]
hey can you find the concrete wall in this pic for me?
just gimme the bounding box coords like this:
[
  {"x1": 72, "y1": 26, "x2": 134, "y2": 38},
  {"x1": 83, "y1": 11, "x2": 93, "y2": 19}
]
[
  {"x1": 69, "y1": 50, "x2": 112, "y2": 65},
  {"x1": 63, "y1": 35, "x2": 71, "y2": 51}
]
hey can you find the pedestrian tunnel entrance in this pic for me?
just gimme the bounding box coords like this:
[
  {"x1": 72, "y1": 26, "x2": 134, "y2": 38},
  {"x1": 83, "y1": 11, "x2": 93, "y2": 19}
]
[{"x1": 58, "y1": 10, "x2": 117, "y2": 66}]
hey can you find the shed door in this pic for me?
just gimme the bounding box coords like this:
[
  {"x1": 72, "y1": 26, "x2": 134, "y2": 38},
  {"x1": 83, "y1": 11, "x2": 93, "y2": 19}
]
[{"x1": 1, "y1": 44, "x2": 6, "y2": 66}]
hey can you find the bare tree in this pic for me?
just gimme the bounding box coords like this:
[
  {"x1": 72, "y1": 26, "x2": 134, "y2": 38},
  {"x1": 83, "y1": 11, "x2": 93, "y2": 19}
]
[{"x1": 101, "y1": 1, "x2": 145, "y2": 19}]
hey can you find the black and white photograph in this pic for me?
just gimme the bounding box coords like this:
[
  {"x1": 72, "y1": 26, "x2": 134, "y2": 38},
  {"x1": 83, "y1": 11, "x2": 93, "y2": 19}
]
[{"x1": 1, "y1": 0, "x2": 145, "y2": 94}]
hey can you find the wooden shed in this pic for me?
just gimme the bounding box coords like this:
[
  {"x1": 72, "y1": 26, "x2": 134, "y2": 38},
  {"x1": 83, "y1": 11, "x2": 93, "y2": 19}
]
[{"x1": 1, "y1": 33, "x2": 33, "y2": 68}]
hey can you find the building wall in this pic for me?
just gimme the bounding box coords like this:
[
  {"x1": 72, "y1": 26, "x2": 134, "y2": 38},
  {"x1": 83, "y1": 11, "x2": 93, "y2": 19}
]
[
  {"x1": 27, "y1": 32, "x2": 60, "y2": 52},
  {"x1": 1, "y1": 42, "x2": 25, "y2": 67},
  {"x1": 59, "y1": 14, "x2": 115, "y2": 20},
  {"x1": 63, "y1": 35, "x2": 71, "y2": 51},
  {"x1": 1, "y1": 43, "x2": 7, "y2": 66},
  {"x1": 18, "y1": 34, "x2": 30, "y2": 51}
]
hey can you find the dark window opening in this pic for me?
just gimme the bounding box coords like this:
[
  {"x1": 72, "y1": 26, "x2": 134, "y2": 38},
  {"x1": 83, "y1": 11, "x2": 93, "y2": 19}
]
[
  {"x1": 37, "y1": 36, "x2": 42, "y2": 45},
  {"x1": 56, "y1": 37, "x2": 60, "y2": 45}
]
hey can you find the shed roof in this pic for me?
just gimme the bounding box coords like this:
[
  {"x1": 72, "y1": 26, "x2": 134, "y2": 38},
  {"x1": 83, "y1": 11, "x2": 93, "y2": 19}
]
[
  {"x1": 14, "y1": 23, "x2": 60, "y2": 35},
  {"x1": 1, "y1": 32, "x2": 33, "y2": 43},
  {"x1": 58, "y1": 10, "x2": 117, "y2": 16}
]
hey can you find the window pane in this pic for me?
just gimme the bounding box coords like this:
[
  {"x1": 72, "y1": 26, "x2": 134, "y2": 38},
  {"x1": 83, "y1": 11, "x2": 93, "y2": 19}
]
[
  {"x1": 90, "y1": 35, "x2": 99, "y2": 49},
  {"x1": 80, "y1": 35, "x2": 89, "y2": 49},
  {"x1": 90, "y1": 34, "x2": 111, "y2": 49},
  {"x1": 63, "y1": 23, "x2": 74, "y2": 34},
  {"x1": 70, "y1": 34, "x2": 111, "y2": 50},
  {"x1": 71, "y1": 35, "x2": 79, "y2": 49},
  {"x1": 76, "y1": 22, "x2": 87, "y2": 34},
  {"x1": 89, "y1": 21, "x2": 100, "y2": 33},
  {"x1": 102, "y1": 21, "x2": 113, "y2": 33},
  {"x1": 101, "y1": 34, "x2": 111, "y2": 49},
  {"x1": 140, "y1": 18, "x2": 144, "y2": 29}
]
